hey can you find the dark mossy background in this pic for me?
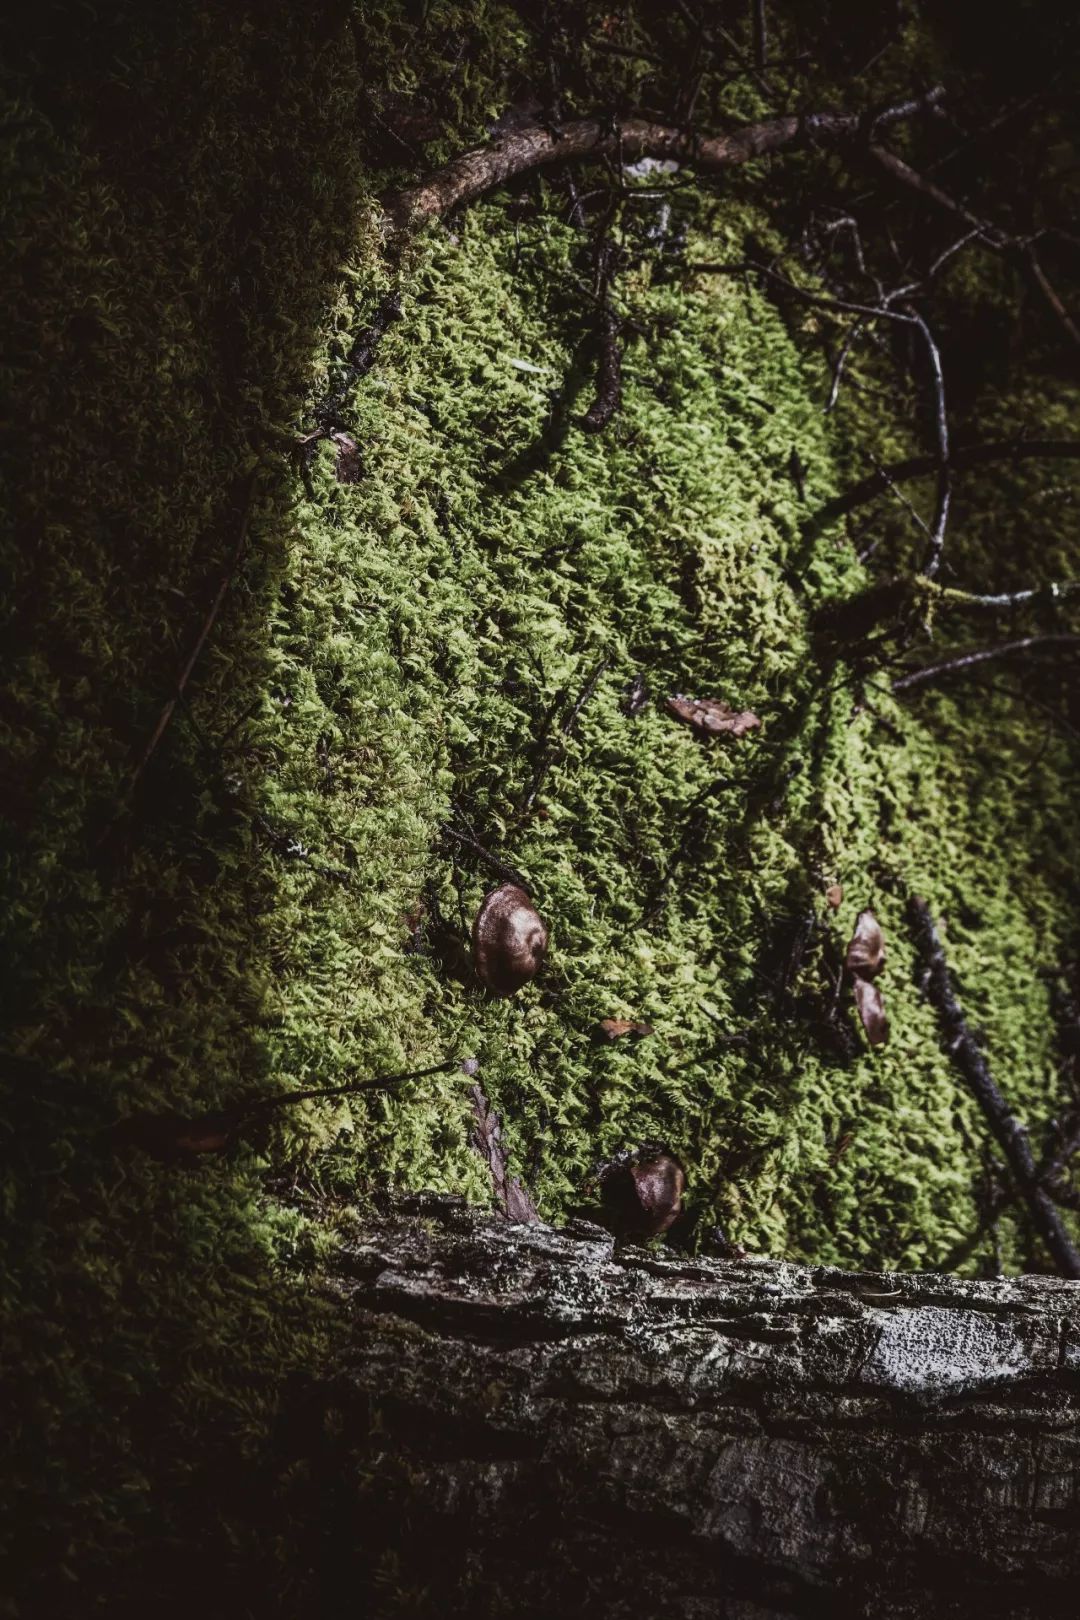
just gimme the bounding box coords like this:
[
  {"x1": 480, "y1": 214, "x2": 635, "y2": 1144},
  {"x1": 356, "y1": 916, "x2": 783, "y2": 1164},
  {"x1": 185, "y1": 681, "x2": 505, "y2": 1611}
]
[{"x1": 2, "y1": 1, "x2": 1079, "y2": 1613}]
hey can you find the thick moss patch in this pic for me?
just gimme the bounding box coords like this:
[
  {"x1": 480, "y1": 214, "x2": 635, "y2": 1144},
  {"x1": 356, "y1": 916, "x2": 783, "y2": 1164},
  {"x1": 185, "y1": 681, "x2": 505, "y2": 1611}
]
[{"x1": 2, "y1": 1, "x2": 1079, "y2": 1610}]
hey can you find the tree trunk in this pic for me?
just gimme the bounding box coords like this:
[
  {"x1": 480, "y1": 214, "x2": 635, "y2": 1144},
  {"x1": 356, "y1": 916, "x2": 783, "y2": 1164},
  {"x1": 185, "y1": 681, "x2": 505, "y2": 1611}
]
[{"x1": 314, "y1": 1197, "x2": 1080, "y2": 1618}]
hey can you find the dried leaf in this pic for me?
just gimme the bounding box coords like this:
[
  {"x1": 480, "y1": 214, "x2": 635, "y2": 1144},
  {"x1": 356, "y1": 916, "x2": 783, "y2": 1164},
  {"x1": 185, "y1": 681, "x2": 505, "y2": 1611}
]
[
  {"x1": 665, "y1": 694, "x2": 761, "y2": 739},
  {"x1": 331, "y1": 432, "x2": 363, "y2": 483},
  {"x1": 116, "y1": 1110, "x2": 233, "y2": 1159},
  {"x1": 468, "y1": 1084, "x2": 541, "y2": 1224},
  {"x1": 853, "y1": 976, "x2": 889, "y2": 1046},
  {"x1": 825, "y1": 883, "x2": 843, "y2": 909},
  {"x1": 845, "y1": 908, "x2": 886, "y2": 979},
  {"x1": 597, "y1": 1018, "x2": 654, "y2": 1041},
  {"x1": 173, "y1": 1126, "x2": 232, "y2": 1154}
]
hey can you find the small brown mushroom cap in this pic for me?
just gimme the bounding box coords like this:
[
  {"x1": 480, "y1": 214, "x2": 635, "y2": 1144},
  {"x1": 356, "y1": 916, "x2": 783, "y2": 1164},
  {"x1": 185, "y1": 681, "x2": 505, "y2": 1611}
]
[
  {"x1": 599, "y1": 1149, "x2": 686, "y2": 1241},
  {"x1": 472, "y1": 883, "x2": 549, "y2": 997}
]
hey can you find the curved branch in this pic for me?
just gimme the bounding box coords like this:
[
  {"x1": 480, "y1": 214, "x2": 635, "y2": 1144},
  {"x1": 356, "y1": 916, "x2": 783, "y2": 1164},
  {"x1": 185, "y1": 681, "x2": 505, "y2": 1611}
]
[
  {"x1": 386, "y1": 91, "x2": 945, "y2": 228},
  {"x1": 905, "y1": 307, "x2": 951, "y2": 578}
]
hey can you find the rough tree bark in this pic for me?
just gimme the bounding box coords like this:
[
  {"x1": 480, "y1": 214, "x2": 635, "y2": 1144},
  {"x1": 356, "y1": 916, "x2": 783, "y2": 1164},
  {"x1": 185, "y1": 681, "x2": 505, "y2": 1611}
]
[{"x1": 314, "y1": 1197, "x2": 1080, "y2": 1618}]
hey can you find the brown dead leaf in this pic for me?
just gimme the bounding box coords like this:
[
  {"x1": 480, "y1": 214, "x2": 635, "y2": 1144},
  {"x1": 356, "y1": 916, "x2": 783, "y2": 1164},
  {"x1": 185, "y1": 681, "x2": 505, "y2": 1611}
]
[
  {"x1": 468, "y1": 1084, "x2": 541, "y2": 1224},
  {"x1": 853, "y1": 976, "x2": 889, "y2": 1046},
  {"x1": 845, "y1": 908, "x2": 886, "y2": 979},
  {"x1": 825, "y1": 883, "x2": 843, "y2": 909},
  {"x1": 665, "y1": 695, "x2": 761, "y2": 739},
  {"x1": 173, "y1": 1126, "x2": 232, "y2": 1154},
  {"x1": 115, "y1": 1110, "x2": 234, "y2": 1159},
  {"x1": 331, "y1": 432, "x2": 363, "y2": 484},
  {"x1": 597, "y1": 1018, "x2": 654, "y2": 1041}
]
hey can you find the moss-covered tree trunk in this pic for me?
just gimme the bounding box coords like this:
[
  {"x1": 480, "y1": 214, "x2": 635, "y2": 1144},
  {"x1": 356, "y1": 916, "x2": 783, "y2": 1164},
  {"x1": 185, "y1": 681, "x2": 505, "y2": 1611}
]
[{"x1": 318, "y1": 1199, "x2": 1080, "y2": 1617}]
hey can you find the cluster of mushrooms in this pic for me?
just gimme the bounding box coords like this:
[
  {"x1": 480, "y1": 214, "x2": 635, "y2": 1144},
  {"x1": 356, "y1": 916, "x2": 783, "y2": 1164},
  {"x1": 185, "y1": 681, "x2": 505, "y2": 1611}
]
[{"x1": 471, "y1": 881, "x2": 686, "y2": 1241}]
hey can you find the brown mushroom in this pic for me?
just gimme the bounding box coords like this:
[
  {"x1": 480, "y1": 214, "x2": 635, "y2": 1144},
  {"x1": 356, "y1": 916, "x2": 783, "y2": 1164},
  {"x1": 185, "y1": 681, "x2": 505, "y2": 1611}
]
[
  {"x1": 472, "y1": 883, "x2": 549, "y2": 997},
  {"x1": 598, "y1": 1149, "x2": 686, "y2": 1241}
]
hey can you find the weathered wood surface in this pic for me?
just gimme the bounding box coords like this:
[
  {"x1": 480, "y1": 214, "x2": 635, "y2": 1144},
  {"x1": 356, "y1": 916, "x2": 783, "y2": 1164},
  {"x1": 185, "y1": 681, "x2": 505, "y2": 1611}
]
[{"x1": 318, "y1": 1197, "x2": 1080, "y2": 1618}]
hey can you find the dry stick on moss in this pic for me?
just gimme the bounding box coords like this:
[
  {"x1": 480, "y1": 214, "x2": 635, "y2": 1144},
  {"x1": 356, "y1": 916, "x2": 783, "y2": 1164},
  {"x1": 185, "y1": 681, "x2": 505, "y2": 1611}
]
[
  {"x1": 943, "y1": 1114, "x2": 1080, "y2": 1272},
  {"x1": 892, "y1": 633, "x2": 1080, "y2": 692},
  {"x1": 1039, "y1": 1118, "x2": 1080, "y2": 1207},
  {"x1": 692, "y1": 259, "x2": 923, "y2": 325},
  {"x1": 908, "y1": 897, "x2": 1080, "y2": 1279},
  {"x1": 123, "y1": 1057, "x2": 470, "y2": 1157},
  {"x1": 352, "y1": 93, "x2": 943, "y2": 438},
  {"x1": 518, "y1": 656, "x2": 610, "y2": 817},
  {"x1": 306, "y1": 288, "x2": 403, "y2": 437},
  {"x1": 582, "y1": 242, "x2": 623, "y2": 433},
  {"x1": 125, "y1": 468, "x2": 259, "y2": 798},
  {"x1": 236, "y1": 1057, "x2": 466, "y2": 1119},
  {"x1": 384, "y1": 92, "x2": 945, "y2": 230},
  {"x1": 442, "y1": 824, "x2": 527, "y2": 888},
  {"x1": 638, "y1": 775, "x2": 737, "y2": 926},
  {"x1": 468, "y1": 1082, "x2": 542, "y2": 1224}
]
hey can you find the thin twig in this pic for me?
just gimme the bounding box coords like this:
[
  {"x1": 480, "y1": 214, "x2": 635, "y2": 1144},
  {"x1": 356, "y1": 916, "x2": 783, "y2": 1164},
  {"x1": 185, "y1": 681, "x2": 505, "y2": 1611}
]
[
  {"x1": 811, "y1": 438, "x2": 1080, "y2": 527},
  {"x1": 869, "y1": 144, "x2": 1080, "y2": 353},
  {"x1": 128, "y1": 468, "x2": 260, "y2": 794},
  {"x1": 117, "y1": 1058, "x2": 470, "y2": 1159},
  {"x1": 824, "y1": 318, "x2": 865, "y2": 412},
  {"x1": 561, "y1": 656, "x2": 610, "y2": 735},
  {"x1": 892, "y1": 634, "x2": 1080, "y2": 692},
  {"x1": 241, "y1": 1058, "x2": 465, "y2": 1118},
  {"x1": 908, "y1": 897, "x2": 1080, "y2": 1279},
  {"x1": 904, "y1": 307, "x2": 950, "y2": 577},
  {"x1": 582, "y1": 237, "x2": 623, "y2": 433},
  {"x1": 867, "y1": 454, "x2": 934, "y2": 540},
  {"x1": 692, "y1": 259, "x2": 920, "y2": 325},
  {"x1": 932, "y1": 579, "x2": 1080, "y2": 612},
  {"x1": 1025, "y1": 244, "x2": 1080, "y2": 350},
  {"x1": 442, "y1": 825, "x2": 527, "y2": 888},
  {"x1": 469, "y1": 1082, "x2": 542, "y2": 1224},
  {"x1": 519, "y1": 657, "x2": 610, "y2": 816},
  {"x1": 750, "y1": 0, "x2": 767, "y2": 71},
  {"x1": 637, "y1": 775, "x2": 737, "y2": 926},
  {"x1": 307, "y1": 290, "x2": 403, "y2": 436}
]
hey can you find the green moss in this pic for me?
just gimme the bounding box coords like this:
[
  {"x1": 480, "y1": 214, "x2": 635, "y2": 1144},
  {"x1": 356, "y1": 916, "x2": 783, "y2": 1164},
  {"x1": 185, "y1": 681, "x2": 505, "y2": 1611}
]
[{"x1": 2, "y1": 0, "x2": 1079, "y2": 1609}]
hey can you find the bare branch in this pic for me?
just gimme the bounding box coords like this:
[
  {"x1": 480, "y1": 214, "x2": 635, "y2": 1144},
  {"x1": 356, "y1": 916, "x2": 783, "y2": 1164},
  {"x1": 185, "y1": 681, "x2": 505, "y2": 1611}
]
[
  {"x1": 893, "y1": 634, "x2": 1080, "y2": 692},
  {"x1": 933, "y1": 580, "x2": 1080, "y2": 612},
  {"x1": 869, "y1": 144, "x2": 1080, "y2": 353},
  {"x1": 751, "y1": 0, "x2": 767, "y2": 71},
  {"x1": 904, "y1": 307, "x2": 951, "y2": 577},
  {"x1": 386, "y1": 92, "x2": 946, "y2": 228},
  {"x1": 128, "y1": 468, "x2": 260, "y2": 795},
  {"x1": 824, "y1": 318, "x2": 865, "y2": 411},
  {"x1": 908, "y1": 897, "x2": 1080, "y2": 1279},
  {"x1": 812, "y1": 438, "x2": 1080, "y2": 526},
  {"x1": 582, "y1": 240, "x2": 623, "y2": 433}
]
